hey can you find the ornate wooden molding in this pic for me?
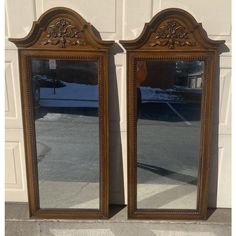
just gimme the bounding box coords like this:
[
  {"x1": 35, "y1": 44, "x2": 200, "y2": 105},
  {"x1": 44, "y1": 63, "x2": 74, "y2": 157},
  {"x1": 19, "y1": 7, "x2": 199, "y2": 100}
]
[
  {"x1": 120, "y1": 8, "x2": 224, "y2": 50},
  {"x1": 9, "y1": 7, "x2": 114, "y2": 50},
  {"x1": 40, "y1": 18, "x2": 86, "y2": 48},
  {"x1": 149, "y1": 20, "x2": 196, "y2": 49}
]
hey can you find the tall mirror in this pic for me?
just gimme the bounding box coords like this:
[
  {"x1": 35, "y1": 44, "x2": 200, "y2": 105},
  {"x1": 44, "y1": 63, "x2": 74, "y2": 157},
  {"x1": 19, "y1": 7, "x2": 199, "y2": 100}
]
[
  {"x1": 136, "y1": 60, "x2": 204, "y2": 210},
  {"x1": 120, "y1": 8, "x2": 224, "y2": 220},
  {"x1": 9, "y1": 7, "x2": 113, "y2": 219},
  {"x1": 32, "y1": 59, "x2": 99, "y2": 209}
]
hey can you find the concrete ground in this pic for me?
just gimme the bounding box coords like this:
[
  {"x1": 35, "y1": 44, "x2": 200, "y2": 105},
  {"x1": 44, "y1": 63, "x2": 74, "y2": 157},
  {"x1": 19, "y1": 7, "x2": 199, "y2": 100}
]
[{"x1": 5, "y1": 203, "x2": 231, "y2": 236}]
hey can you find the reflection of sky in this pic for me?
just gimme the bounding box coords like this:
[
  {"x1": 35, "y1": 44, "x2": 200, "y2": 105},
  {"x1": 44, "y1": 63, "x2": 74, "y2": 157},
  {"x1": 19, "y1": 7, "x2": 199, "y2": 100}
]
[{"x1": 39, "y1": 82, "x2": 98, "y2": 107}]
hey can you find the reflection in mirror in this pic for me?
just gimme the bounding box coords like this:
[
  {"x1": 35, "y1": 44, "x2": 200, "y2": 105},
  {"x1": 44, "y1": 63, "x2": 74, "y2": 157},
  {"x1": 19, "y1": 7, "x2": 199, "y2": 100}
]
[
  {"x1": 136, "y1": 60, "x2": 204, "y2": 209},
  {"x1": 31, "y1": 59, "x2": 99, "y2": 209}
]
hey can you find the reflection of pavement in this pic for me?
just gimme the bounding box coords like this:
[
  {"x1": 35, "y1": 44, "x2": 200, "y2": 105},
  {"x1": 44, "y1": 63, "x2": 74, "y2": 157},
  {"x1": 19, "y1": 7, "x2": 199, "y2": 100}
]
[
  {"x1": 35, "y1": 112, "x2": 99, "y2": 208},
  {"x1": 137, "y1": 183, "x2": 197, "y2": 209},
  {"x1": 137, "y1": 102, "x2": 200, "y2": 209},
  {"x1": 39, "y1": 181, "x2": 99, "y2": 209}
]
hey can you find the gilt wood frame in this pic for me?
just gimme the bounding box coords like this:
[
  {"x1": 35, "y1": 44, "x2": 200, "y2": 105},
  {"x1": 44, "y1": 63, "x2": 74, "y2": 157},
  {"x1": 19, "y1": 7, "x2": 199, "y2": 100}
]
[
  {"x1": 9, "y1": 7, "x2": 114, "y2": 219},
  {"x1": 120, "y1": 8, "x2": 224, "y2": 220}
]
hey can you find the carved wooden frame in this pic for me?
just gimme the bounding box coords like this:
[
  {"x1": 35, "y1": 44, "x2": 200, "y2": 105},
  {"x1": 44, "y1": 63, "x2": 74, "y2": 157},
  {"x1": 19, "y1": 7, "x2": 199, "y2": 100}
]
[
  {"x1": 120, "y1": 8, "x2": 224, "y2": 220},
  {"x1": 9, "y1": 7, "x2": 114, "y2": 219}
]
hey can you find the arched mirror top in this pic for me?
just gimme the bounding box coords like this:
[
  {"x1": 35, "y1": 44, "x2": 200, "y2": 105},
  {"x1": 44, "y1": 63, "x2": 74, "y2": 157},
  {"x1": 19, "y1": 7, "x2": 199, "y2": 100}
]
[
  {"x1": 9, "y1": 7, "x2": 114, "y2": 50},
  {"x1": 120, "y1": 8, "x2": 224, "y2": 51}
]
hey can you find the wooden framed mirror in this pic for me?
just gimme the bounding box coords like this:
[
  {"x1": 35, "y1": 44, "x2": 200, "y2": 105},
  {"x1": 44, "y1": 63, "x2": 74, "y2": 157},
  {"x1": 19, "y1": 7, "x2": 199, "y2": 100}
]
[
  {"x1": 9, "y1": 7, "x2": 113, "y2": 219},
  {"x1": 120, "y1": 8, "x2": 224, "y2": 220}
]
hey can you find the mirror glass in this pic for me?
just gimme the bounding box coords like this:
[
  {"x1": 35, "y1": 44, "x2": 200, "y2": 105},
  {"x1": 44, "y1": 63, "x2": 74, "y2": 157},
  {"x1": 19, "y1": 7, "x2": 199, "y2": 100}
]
[
  {"x1": 136, "y1": 60, "x2": 204, "y2": 209},
  {"x1": 31, "y1": 59, "x2": 99, "y2": 209}
]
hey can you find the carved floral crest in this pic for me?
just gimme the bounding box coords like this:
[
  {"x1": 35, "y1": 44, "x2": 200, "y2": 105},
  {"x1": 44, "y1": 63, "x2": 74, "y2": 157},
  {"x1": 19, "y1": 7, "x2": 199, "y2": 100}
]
[
  {"x1": 149, "y1": 20, "x2": 196, "y2": 49},
  {"x1": 40, "y1": 18, "x2": 86, "y2": 48}
]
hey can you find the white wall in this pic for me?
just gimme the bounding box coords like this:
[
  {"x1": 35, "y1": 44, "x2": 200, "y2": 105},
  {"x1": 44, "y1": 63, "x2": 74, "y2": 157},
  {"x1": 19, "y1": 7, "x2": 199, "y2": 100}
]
[{"x1": 5, "y1": 0, "x2": 231, "y2": 208}]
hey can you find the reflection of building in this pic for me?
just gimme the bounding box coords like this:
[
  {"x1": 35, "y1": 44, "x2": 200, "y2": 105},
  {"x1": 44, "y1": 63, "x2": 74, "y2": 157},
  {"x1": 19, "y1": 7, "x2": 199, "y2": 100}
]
[
  {"x1": 137, "y1": 61, "x2": 204, "y2": 103},
  {"x1": 138, "y1": 61, "x2": 204, "y2": 91},
  {"x1": 176, "y1": 71, "x2": 203, "y2": 90},
  {"x1": 141, "y1": 61, "x2": 176, "y2": 89},
  {"x1": 187, "y1": 72, "x2": 203, "y2": 89},
  {"x1": 175, "y1": 61, "x2": 204, "y2": 90}
]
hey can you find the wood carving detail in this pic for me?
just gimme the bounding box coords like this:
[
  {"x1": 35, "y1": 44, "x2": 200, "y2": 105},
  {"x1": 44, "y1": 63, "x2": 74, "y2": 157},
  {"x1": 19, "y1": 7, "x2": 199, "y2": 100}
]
[
  {"x1": 149, "y1": 20, "x2": 196, "y2": 49},
  {"x1": 40, "y1": 18, "x2": 86, "y2": 48}
]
